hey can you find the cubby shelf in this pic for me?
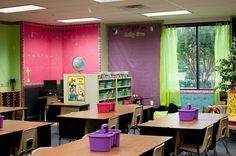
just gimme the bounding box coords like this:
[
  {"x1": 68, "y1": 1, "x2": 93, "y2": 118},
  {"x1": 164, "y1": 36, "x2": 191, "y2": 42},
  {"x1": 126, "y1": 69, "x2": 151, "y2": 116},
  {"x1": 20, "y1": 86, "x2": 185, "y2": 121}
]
[{"x1": 0, "y1": 91, "x2": 21, "y2": 107}]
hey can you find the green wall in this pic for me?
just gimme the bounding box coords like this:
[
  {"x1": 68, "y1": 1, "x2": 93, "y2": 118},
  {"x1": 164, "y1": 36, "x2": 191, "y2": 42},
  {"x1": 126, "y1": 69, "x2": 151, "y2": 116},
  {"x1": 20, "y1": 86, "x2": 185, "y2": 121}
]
[{"x1": 0, "y1": 24, "x2": 20, "y2": 91}]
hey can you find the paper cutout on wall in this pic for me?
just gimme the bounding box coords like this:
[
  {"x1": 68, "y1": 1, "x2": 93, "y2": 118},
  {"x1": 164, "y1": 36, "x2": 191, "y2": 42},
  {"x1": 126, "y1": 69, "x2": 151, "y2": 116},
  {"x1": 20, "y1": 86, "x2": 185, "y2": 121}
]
[{"x1": 26, "y1": 67, "x2": 30, "y2": 83}]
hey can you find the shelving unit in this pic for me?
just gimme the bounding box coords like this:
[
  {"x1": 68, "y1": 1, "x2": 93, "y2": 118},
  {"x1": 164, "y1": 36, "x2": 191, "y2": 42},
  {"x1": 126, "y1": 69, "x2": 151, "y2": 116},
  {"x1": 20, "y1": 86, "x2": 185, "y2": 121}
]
[
  {"x1": 98, "y1": 79, "x2": 116, "y2": 102},
  {"x1": 0, "y1": 91, "x2": 21, "y2": 107},
  {"x1": 116, "y1": 78, "x2": 132, "y2": 104},
  {"x1": 64, "y1": 72, "x2": 132, "y2": 109}
]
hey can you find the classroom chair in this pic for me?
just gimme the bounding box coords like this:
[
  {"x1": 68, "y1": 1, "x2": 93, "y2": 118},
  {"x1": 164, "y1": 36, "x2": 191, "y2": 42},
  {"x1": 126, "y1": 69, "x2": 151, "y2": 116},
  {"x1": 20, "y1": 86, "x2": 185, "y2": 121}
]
[
  {"x1": 82, "y1": 134, "x2": 88, "y2": 139},
  {"x1": 45, "y1": 96, "x2": 58, "y2": 121},
  {"x1": 179, "y1": 125, "x2": 213, "y2": 156},
  {"x1": 215, "y1": 117, "x2": 230, "y2": 155},
  {"x1": 60, "y1": 106, "x2": 79, "y2": 115},
  {"x1": 108, "y1": 116, "x2": 119, "y2": 129},
  {"x1": 153, "y1": 111, "x2": 168, "y2": 120},
  {"x1": 15, "y1": 128, "x2": 38, "y2": 156},
  {"x1": 31, "y1": 147, "x2": 52, "y2": 154},
  {"x1": 128, "y1": 106, "x2": 143, "y2": 134},
  {"x1": 153, "y1": 143, "x2": 165, "y2": 156}
]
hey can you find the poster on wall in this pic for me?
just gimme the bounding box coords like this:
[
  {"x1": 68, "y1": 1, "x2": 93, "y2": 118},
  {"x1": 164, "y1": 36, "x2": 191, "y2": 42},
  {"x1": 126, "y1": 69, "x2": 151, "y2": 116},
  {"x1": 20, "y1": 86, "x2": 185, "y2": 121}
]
[
  {"x1": 68, "y1": 76, "x2": 85, "y2": 102},
  {"x1": 228, "y1": 90, "x2": 236, "y2": 115}
]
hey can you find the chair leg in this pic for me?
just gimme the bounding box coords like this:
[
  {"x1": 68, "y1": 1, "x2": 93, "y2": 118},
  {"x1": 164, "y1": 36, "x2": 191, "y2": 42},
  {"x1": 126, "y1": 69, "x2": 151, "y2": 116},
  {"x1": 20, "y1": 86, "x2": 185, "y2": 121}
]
[
  {"x1": 221, "y1": 140, "x2": 231, "y2": 156},
  {"x1": 214, "y1": 148, "x2": 217, "y2": 156}
]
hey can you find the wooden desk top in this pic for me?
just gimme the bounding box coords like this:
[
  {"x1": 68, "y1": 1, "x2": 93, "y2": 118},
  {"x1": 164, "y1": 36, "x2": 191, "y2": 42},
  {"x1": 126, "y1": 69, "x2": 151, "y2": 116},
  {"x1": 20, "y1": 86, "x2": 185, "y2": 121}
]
[
  {"x1": 138, "y1": 112, "x2": 225, "y2": 130},
  {"x1": 170, "y1": 120, "x2": 216, "y2": 130},
  {"x1": 31, "y1": 134, "x2": 171, "y2": 156},
  {"x1": 48, "y1": 102, "x2": 89, "y2": 107},
  {"x1": 0, "y1": 120, "x2": 53, "y2": 133},
  {"x1": 0, "y1": 130, "x2": 12, "y2": 136},
  {"x1": 0, "y1": 106, "x2": 28, "y2": 113},
  {"x1": 58, "y1": 104, "x2": 153, "y2": 120},
  {"x1": 229, "y1": 115, "x2": 236, "y2": 122}
]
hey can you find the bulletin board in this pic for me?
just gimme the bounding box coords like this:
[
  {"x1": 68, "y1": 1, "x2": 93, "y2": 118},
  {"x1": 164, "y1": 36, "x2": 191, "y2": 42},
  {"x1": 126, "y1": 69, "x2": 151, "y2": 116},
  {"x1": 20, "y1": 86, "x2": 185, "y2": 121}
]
[{"x1": 228, "y1": 90, "x2": 236, "y2": 115}]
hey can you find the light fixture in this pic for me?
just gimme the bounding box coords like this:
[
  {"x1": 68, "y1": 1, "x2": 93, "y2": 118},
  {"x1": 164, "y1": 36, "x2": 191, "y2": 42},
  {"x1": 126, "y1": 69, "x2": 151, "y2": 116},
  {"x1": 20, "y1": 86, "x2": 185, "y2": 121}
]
[
  {"x1": 142, "y1": 10, "x2": 191, "y2": 17},
  {"x1": 112, "y1": 27, "x2": 118, "y2": 35},
  {"x1": 150, "y1": 25, "x2": 156, "y2": 32},
  {"x1": 57, "y1": 18, "x2": 101, "y2": 23},
  {"x1": 93, "y1": 0, "x2": 124, "y2": 3},
  {"x1": 0, "y1": 5, "x2": 45, "y2": 13}
]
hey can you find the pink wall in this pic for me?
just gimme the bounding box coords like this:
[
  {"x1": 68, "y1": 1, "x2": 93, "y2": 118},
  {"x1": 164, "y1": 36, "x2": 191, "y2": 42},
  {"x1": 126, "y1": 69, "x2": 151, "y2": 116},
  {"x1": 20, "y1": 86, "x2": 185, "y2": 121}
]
[
  {"x1": 23, "y1": 23, "x2": 100, "y2": 85},
  {"x1": 63, "y1": 25, "x2": 99, "y2": 74}
]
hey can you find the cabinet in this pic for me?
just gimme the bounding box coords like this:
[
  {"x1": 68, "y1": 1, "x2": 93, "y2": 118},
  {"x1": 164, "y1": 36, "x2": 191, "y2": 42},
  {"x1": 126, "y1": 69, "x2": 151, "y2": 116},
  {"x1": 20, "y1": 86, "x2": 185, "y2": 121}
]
[
  {"x1": 64, "y1": 73, "x2": 132, "y2": 109},
  {"x1": 0, "y1": 91, "x2": 21, "y2": 107}
]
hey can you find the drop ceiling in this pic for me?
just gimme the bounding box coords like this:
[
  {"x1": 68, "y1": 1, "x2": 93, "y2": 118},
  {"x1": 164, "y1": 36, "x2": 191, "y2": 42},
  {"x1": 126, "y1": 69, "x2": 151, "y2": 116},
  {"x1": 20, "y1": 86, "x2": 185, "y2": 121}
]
[{"x1": 0, "y1": 0, "x2": 236, "y2": 25}]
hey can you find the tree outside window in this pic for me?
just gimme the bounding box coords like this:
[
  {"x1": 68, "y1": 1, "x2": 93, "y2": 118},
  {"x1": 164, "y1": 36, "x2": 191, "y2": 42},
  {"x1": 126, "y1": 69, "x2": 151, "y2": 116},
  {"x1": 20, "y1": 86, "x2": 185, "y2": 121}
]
[{"x1": 177, "y1": 25, "x2": 216, "y2": 89}]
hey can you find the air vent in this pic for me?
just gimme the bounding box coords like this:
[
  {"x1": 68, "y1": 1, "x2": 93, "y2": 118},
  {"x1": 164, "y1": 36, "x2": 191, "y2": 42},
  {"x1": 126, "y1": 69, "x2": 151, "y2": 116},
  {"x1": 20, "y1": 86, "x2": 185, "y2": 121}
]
[{"x1": 121, "y1": 4, "x2": 148, "y2": 10}]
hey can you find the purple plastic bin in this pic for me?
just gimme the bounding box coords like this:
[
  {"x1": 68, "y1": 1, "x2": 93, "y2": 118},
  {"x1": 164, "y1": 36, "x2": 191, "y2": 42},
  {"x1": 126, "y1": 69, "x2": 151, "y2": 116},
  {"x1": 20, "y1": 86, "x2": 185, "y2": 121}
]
[
  {"x1": 0, "y1": 115, "x2": 4, "y2": 128},
  {"x1": 179, "y1": 108, "x2": 199, "y2": 121},
  {"x1": 88, "y1": 124, "x2": 121, "y2": 152}
]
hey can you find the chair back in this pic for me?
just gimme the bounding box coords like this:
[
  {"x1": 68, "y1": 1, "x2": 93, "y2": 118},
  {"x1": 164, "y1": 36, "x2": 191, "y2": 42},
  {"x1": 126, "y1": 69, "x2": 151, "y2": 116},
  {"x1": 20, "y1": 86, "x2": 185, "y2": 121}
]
[
  {"x1": 17, "y1": 128, "x2": 37, "y2": 155},
  {"x1": 82, "y1": 134, "x2": 88, "y2": 139},
  {"x1": 201, "y1": 125, "x2": 214, "y2": 151},
  {"x1": 153, "y1": 111, "x2": 168, "y2": 120},
  {"x1": 46, "y1": 96, "x2": 58, "y2": 105},
  {"x1": 32, "y1": 147, "x2": 52, "y2": 154},
  {"x1": 153, "y1": 143, "x2": 165, "y2": 156},
  {"x1": 108, "y1": 116, "x2": 119, "y2": 129},
  {"x1": 130, "y1": 106, "x2": 143, "y2": 128},
  {"x1": 216, "y1": 117, "x2": 228, "y2": 141},
  {"x1": 60, "y1": 107, "x2": 78, "y2": 115}
]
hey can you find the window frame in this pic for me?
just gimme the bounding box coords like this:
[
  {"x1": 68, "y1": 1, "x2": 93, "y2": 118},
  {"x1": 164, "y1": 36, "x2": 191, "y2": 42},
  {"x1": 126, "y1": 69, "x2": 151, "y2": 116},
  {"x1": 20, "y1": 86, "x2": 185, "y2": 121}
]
[{"x1": 172, "y1": 22, "x2": 230, "y2": 90}]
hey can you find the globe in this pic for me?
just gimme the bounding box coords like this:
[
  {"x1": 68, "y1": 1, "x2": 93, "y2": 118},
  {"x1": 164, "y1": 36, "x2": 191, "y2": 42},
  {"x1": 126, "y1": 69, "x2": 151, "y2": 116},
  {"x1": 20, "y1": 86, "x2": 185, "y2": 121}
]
[{"x1": 72, "y1": 56, "x2": 86, "y2": 73}]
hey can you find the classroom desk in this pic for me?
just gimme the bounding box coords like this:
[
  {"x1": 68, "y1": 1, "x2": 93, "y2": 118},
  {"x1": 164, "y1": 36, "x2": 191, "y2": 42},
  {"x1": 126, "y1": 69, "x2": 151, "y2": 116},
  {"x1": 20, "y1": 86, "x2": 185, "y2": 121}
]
[
  {"x1": 0, "y1": 120, "x2": 53, "y2": 156},
  {"x1": 138, "y1": 113, "x2": 227, "y2": 155},
  {"x1": 58, "y1": 104, "x2": 153, "y2": 140},
  {"x1": 31, "y1": 134, "x2": 171, "y2": 156},
  {"x1": 47, "y1": 102, "x2": 89, "y2": 122},
  {"x1": 0, "y1": 106, "x2": 28, "y2": 119}
]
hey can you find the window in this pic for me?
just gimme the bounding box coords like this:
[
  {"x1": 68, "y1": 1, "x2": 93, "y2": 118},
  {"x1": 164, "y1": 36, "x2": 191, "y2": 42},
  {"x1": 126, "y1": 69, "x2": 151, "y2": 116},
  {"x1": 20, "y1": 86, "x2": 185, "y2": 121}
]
[{"x1": 177, "y1": 25, "x2": 216, "y2": 89}]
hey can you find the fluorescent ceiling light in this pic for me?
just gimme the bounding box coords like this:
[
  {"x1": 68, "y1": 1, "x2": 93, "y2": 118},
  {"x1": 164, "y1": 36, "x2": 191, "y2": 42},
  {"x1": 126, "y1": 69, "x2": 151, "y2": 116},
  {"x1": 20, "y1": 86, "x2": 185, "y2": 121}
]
[
  {"x1": 0, "y1": 5, "x2": 45, "y2": 13},
  {"x1": 142, "y1": 10, "x2": 191, "y2": 17},
  {"x1": 94, "y1": 0, "x2": 124, "y2": 3},
  {"x1": 57, "y1": 18, "x2": 101, "y2": 23}
]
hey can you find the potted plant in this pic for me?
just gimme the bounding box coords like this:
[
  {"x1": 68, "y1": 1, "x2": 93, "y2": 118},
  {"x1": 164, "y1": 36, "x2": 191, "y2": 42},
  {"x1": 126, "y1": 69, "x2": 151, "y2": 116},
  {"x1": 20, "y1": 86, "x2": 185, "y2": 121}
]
[{"x1": 215, "y1": 37, "x2": 236, "y2": 101}]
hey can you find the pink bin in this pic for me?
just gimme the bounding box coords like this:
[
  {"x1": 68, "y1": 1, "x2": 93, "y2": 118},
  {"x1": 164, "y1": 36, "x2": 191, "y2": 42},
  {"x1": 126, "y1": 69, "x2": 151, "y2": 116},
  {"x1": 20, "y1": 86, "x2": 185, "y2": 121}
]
[{"x1": 97, "y1": 101, "x2": 116, "y2": 113}]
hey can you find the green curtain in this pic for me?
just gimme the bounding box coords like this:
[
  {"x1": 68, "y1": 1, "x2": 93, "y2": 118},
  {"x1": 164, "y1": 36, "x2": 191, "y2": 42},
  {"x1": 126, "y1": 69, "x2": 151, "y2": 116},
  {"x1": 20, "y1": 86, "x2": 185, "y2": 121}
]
[
  {"x1": 160, "y1": 26, "x2": 181, "y2": 107},
  {"x1": 214, "y1": 23, "x2": 230, "y2": 105}
]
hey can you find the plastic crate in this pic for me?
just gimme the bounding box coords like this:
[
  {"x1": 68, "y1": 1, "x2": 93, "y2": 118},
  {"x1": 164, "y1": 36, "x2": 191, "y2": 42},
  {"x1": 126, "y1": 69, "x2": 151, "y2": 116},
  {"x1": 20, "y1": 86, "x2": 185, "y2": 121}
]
[
  {"x1": 88, "y1": 124, "x2": 121, "y2": 152},
  {"x1": 0, "y1": 115, "x2": 4, "y2": 128},
  {"x1": 179, "y1": 106, "x2": 198, "y2": 121},
  {"x1": 97, "y1": 100, "x2": 116, "y2": 113}
]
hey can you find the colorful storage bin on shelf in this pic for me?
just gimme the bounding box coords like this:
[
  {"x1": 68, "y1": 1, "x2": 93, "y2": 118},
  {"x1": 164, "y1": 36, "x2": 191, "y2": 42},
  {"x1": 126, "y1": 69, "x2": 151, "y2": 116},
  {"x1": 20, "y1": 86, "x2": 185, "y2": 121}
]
[
  {"x1": 179, "y1": 105, "x2": 199, "y2": 121},
  {"x1": 105, "y1": 81, "x2": 113, "y2": 88},
  {"x1": 88, "y1": 124, "x2": 121, "y2": 152},
  {"x1": 97, "y1": 100, "x2": 116, "y2": 113}
]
